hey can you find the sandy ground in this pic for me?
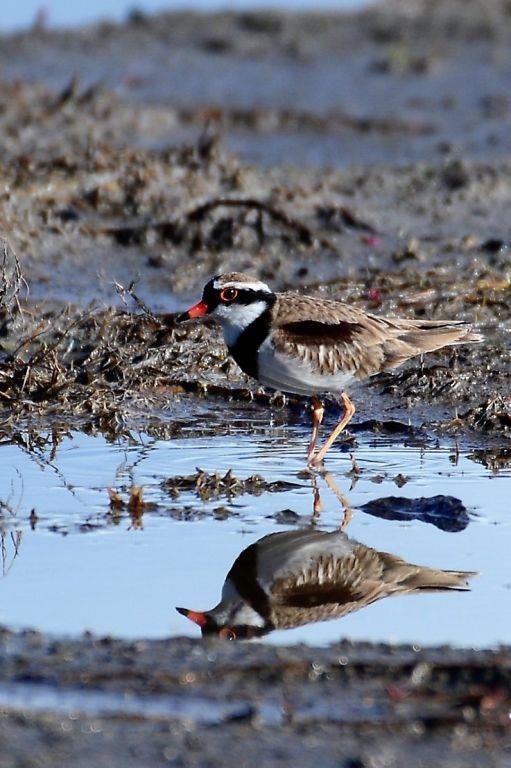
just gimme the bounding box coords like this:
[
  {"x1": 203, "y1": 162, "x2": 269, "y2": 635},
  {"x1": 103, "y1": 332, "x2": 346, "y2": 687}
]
[{"x1": 0, "y1": 0, "x2": 510, "y2": 764}]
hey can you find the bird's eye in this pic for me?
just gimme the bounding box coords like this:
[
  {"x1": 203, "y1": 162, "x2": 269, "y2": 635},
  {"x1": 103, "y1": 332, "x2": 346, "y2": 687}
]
[
  {"x1": 219, "y1": 627, "x2": 237, "y2": 641},
  {"x1": 220, "y1": 287, "x2": 238, "y2": 302}
]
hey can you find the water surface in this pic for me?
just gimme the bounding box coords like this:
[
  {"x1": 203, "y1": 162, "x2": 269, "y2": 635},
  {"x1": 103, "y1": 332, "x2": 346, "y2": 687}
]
[
  {"x1": 1, "y1": 403, "x2": 509, "y2": 648},
  {"x1": 3, "y1": 0, "x2": 370, "y2": 32}
]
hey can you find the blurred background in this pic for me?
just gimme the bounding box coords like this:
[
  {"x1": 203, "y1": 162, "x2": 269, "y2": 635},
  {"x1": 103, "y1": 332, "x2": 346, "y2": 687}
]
[{"x1": 3, "y1": 0, "x2": 369, "y2": 31}]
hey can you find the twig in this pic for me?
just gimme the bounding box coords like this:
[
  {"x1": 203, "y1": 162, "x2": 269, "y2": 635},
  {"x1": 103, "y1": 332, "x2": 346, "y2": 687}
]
[
  {"x1": 0, "y1": 239, "x2": 27, "y2": 318},
  {"x1": 105, "y1": 196, "x2": 338, "y2": 253},
  {"x1": 114, "y1": 280, "x2": 161, "y2": 323},
  {"x1": 11, "y1": 321, "x2": 49, "y2": 359},
  {"x1": 185, "y1": 197, "x2": 335, "y2": 250}
]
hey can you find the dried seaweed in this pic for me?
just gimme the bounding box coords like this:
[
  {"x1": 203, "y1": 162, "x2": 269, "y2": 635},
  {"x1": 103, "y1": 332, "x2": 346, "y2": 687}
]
[
  {"x1": 468, "y1": 447, "x2": 511, "y2": 472},
  {"x1": 162, "y1": 468, "x2": 299, "y2": 500},
  {"x1": 107, "y1": 486, "x2": 157, "y2": 529},
  {"x1": 459, "y1": 395, "x2": 511, "y2": 436},
  {"x1": 176, "y1": 105, "x2": 435, "y2": 137}
]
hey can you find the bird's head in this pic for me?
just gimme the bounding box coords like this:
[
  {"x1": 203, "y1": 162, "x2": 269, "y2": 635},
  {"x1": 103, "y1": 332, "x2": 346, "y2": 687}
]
[
  {"x1": 175, "y1": 272, "x2": 276, "y2": 345},
  {"x1": 175, "y1": 603, "x2": 270, "y2": 641}
]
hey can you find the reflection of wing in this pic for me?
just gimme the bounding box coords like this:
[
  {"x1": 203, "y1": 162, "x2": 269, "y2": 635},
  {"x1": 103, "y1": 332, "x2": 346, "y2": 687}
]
[
  {"x1": 254, "y1": 529, "x2": 354, "y2": 590},
  {"x1": 271, "y1": 546, "x2": 388, "y2": 612},
  {"x1": 271, "y1": 294, "x2": 480, "y2": 378},
  {"x1": 260, "y1": 531, "x2": 474, "y2": 631}
]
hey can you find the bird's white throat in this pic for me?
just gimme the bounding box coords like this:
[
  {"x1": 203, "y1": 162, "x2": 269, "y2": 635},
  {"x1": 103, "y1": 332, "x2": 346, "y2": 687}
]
[{"x1": 214, "y1": 300, "x2": 268, "y2": 347}]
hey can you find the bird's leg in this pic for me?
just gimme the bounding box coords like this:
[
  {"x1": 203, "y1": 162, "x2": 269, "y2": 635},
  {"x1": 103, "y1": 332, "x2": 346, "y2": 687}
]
[
  {"x1": 306, "y1": 396, "x2": 324, "y2": 464},
  {"x1": 310, "y1": 474, "x2": 322, "y2": 520},
  {"x1": 324, "y1": 472, "x2": 354, "y2": 531},
  {"x1": 310, "y1": 392, "x2": 355, "y2": 466}
]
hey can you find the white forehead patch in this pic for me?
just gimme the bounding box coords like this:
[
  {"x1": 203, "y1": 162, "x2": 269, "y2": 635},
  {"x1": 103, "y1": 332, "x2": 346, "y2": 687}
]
[{"x1": 213, "y1": 279, "x2": 271, "y2": 293}]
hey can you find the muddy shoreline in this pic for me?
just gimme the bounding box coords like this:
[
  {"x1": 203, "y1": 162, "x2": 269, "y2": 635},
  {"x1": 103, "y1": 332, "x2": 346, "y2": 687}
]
[
  {"x1": 0, "y1": 0, "x2": 510, "y2": 764},
  {"x1": 0, "y1": 3, "x2": 509, "y2": 438},
  {"x1": 1, "y1": 627, "x2": 511, "y2": 767}
]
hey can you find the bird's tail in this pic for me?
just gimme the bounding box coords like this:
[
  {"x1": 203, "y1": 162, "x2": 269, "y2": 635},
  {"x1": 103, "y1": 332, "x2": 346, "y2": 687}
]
[
  {"x1": 396, "y1": 565, "x2": 476, "y2": 592},
  {"x1": 400, "y1": 320, "x2": 483, "y2": 354}
]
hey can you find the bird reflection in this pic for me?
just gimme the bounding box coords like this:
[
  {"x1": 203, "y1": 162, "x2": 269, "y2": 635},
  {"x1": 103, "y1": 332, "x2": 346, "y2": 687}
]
[
  {"x1": 310, "y1": 471, "x2": 353, "y2": 529},
  {"x1": 176, "y1": 527, "x2": 475, "y2": 640},
  {"x1": 310, "y1": 471, "x2": 471, "y2": 533}
]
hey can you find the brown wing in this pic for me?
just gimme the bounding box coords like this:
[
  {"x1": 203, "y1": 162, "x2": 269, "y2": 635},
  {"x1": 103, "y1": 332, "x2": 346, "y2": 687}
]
[
  {"x1": 271, "y1": 294, "x2": 481, "y2": 379},
  {"x1": 272, "y1": 547, "x2": 388, "y2": 608},
  {"x1": 268, "y1": 546, "x2": 392, "y2": 628},
  {"x1": 268, "y1": 543, "x2": 473, "y2": 629}
]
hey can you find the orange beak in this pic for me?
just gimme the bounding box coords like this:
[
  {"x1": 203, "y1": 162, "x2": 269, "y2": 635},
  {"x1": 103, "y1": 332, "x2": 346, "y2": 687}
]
[
  {"x1": 176, "y1": 300, "x2": 209, "y2": 322},
  {"x1": 176, "y1": 606, "x2": 208, "y2": 627}
]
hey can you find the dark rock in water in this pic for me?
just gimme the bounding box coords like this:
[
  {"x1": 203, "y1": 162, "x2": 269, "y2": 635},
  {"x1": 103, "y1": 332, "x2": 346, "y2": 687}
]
[
  {"x1": 480, "y1": 237, "x2": 509, "y2": 254},
  {"x1": 359, "y1": 495, "x2": 470, "y2": 532},
  {"x1": 441, "y1": 159, "x2": 470, "y2": 190},
  {"x1": 352, "y1": 419, "x2": 429, "y2": 439},
  {"x1": 272, "y1": 509, "x2": 301, "y2": 524}
]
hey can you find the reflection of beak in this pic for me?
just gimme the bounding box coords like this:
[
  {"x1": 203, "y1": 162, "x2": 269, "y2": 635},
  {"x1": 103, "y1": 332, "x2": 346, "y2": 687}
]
[
  {"x1": 175, "y1": 300, "x2": 209, "y2": 323},
  {"x1": 176, "y1": 606, "x2": 208, "y2": 627}
]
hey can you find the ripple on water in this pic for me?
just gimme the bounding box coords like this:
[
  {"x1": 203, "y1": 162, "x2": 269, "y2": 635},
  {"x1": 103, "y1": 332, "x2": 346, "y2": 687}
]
[{"x1": 0, "y1": 414, "x2": 509, "y2": 649}]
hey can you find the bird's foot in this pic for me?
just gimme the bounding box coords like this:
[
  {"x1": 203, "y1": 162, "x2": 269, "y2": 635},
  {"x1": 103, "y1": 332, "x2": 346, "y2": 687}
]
[
  {"x1": 340, "y1": 505, "x2": 353, "y2": 532},
  {"x1": 307, "y1": 453, "x2": 326, "y2": 470}
]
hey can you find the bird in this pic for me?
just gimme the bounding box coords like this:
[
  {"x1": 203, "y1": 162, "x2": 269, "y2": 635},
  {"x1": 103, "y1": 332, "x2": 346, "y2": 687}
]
[
  {"x1": 176, "y1": 528, "x2": 475, "y2": 639},
  {"x1": 176, "y1": 272, "x2": 482, "y2": 465}
]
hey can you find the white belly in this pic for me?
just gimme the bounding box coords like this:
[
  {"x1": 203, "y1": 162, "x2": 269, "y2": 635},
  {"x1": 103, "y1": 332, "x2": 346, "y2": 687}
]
[{"x1": 257, "y1": 339, "x2": 354, "y2": 396}]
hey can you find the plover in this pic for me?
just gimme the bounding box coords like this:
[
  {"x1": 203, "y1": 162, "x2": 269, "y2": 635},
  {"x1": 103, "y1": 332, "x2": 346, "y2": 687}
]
[
  {"x1": 176, "y1": 272, "x2": 481, "y2": 465},
  {"x1": 176, "y1": 528, "x2": 474, "y2": 639}
]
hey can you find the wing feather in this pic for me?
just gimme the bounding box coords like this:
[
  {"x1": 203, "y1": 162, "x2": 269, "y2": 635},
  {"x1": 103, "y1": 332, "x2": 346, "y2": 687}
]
[{"x1": 270, "y1": 294, "x2": 480, "y2": 378}]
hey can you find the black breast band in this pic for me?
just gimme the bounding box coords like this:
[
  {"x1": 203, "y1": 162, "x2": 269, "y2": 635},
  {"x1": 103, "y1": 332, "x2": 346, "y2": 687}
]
[{"x1": 229, "y1": 306, "x2": 273, "y2": 379}]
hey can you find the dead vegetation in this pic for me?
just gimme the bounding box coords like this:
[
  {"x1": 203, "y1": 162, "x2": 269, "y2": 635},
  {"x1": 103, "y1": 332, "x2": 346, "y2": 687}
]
[
  {"x1": 108, "y1": 486, "x2": 157, "y2": 529},
  {"x1": 162, "y1": 468, "x2": 299, "y2": 501},
  {"x1": 0, "y1": 79, "x2": 509, "y2": 439},
  {"x1": 105, "y1": 196, "x2": 340, "y2": 254},
  {"x1": 0, "y1": 304, "x2": 204, "y2": 427},
  {"x1": 0, "y1": 286, "x2": 509, "y2": 436}
]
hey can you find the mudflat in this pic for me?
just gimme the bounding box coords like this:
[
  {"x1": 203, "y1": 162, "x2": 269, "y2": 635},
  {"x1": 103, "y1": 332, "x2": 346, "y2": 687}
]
[{"x1": 0, "y1": 1, "x2": 510, "y2": 765}]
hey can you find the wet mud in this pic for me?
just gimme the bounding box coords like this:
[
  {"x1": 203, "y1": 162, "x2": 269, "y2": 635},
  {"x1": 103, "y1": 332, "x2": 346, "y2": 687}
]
[
  {"x1": 1, "y1": 628, "x2": 511, "y2": 768},
  {"x1": 0, "y1": 0, "x2": 511, "y2": 765}
]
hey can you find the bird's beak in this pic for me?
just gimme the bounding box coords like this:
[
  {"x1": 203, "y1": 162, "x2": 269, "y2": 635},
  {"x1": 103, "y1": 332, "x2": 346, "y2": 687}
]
[
  {"x1": 176, "y1": 606, "x2": 208, "y2": 627},
  {"x1": 175, "y1": 300, "x2": 209, "y2": 323}
]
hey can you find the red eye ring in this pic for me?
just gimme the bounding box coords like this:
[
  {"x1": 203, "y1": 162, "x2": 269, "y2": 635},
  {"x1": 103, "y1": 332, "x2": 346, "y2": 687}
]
[
  {"x1": 219, "y1": 627, "x2": 237, "y2": 641},
  {"x1": 220, "y1": 287, "x2": 238, "y2": 302}
]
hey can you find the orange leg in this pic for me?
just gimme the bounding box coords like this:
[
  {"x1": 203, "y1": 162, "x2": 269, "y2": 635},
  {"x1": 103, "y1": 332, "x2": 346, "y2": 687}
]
[
  {"x1": 306, "y1": 396, "x2": 324, "y2": 464},
  {"x1": 310, "y1": 392, "x2": 355, "y2": 467},
  {"x1": 309, "y1": 472, "x2": 354, "y2": 530},
  {"x1": 324, "y1": 472, "x2": 353, "y2": 531},
  {"x1": 310, "y1": 473, "x2": 322, "y2": 520}
]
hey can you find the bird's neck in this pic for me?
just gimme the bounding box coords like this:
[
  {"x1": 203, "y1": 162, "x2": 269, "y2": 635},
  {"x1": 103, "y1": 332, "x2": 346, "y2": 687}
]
[
  {"x1": 224, "y1": 305, "x2": 273, "y2": 379},
  {"x1": 219, "y1": 297, "x2": 273, "y2": 346}
]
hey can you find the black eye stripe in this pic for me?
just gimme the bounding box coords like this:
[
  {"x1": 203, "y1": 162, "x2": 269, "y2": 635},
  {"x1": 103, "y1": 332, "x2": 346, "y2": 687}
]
[
  {"x1": 202, "y1": 283, "x2": 273, "y2": 308},
  {"x1": 228, "y1": 289, "x2": 272, "y2": 305}
]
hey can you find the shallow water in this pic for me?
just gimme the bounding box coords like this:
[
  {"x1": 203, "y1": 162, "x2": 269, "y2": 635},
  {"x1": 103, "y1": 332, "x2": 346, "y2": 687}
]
[
  {"x1": 0, "y1": 680, "x2": 255, "y2": 724},
  {"x1": 0, "y1": 403, "x2": 509, "y2": 648},
  {"x1": 3, "y1": 0, "x2": 370, "y2": 33}
]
